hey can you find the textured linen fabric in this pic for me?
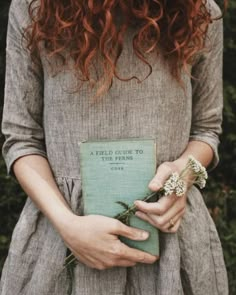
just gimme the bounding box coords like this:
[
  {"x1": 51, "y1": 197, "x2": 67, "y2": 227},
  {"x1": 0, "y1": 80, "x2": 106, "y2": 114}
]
[{"x1": 0, "y1": 0, "x2": 228, "y2": 294}]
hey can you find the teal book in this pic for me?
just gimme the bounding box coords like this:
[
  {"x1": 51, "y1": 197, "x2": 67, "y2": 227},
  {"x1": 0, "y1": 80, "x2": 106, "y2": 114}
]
[{"x1": 79, "y1": 138, "x2": 159, "y2": 256}]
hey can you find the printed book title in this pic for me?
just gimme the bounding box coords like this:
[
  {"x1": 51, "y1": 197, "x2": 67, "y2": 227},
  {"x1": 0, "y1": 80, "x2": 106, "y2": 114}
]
[{"x1": 89, "y1": 149, "x2": 145, "y2": 170}]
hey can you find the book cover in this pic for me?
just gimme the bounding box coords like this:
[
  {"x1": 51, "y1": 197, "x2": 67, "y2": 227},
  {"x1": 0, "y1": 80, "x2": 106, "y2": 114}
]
[{"x1": 79, "y1": 138, "x2": 159, "y2": 256}]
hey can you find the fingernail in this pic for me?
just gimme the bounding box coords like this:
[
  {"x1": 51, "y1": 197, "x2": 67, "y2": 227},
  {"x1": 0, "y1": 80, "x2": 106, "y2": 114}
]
[
  {"x1": 141, "y1": 231, "x2": 149, "y2": 239},
  {"x1": 134, "y1": 200, "x2": 141, "y2": 206},
  {"x1": 149, "y1": 181, "x2": 161, "y2": 190}
]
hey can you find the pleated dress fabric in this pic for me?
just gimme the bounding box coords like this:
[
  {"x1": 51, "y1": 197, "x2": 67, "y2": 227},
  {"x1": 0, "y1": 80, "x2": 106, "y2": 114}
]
[{"x1": 0, "y1": 0, "x2": 228, "y2": 294}]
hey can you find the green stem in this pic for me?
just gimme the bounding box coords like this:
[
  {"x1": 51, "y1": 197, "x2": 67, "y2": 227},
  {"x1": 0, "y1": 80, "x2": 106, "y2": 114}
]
[
  {"x1": 115, "y1": 189, "x2": 164, "y2": 223},
  {"x1": 64, "y1": 252, "x2": 74, "y2": 262}
]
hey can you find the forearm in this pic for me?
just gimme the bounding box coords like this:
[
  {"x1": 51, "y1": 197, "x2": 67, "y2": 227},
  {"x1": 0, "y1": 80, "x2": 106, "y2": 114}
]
[
  {"x1": 13, "y1": 155, "x2": 75, "y2": 233},
  {"x1": 174, "y1": 140, "x2": 214, "y2": 169}
]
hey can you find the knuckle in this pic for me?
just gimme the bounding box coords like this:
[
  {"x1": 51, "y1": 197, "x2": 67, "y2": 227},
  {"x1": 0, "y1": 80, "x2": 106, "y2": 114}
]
[
  {"x1": 129, "y1": 228, "x2": 136, "y2": 235},
  {"x1": 118, "y1": 247, "x2": 125, "y2": 257},
  {"x1": 113, "y1": 220, "x2": 121, "y2": 231},
  {"x1": 137, "y1": 254, "x2": 146, "y2": 262},
  {"x1": 130, "y1": 230, "x2": 138, "y2": 239},
  {"x1": 132, "y1": 229, "x2": 144, "y2": 239},
  {"x1": 157, "y1": 216, "x2": 165, "y2": 226},
  {"x1": 109, "y1": 244, "x2": 122, "y2": 256},
  {"x1": 157, "y1": 207, "x2": 165, "y2": 215}
]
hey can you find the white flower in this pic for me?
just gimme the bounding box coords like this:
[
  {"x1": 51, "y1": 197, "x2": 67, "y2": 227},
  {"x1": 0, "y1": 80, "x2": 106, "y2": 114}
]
[
  {"x1": 201, "y1": 167, "x2": 208, "y2": 180},
  {"x1": 196, "y1": 177, "x2": 206, "y2": 189},
  {"x1": 188, "y1": 155, "x2": 202, "y2": 173},
  {"x1": 163, "y1": 172, "x2": 186, "y2": 197},
  {"x1": 175, "y1": 178, "x2": 187, "y2": 197},
  {"x1": 187, "y1": 155, "x2": 208, "y2": 189},
  {"x1": 161, "y1": 156, "x2": 208, "y2": 199}
]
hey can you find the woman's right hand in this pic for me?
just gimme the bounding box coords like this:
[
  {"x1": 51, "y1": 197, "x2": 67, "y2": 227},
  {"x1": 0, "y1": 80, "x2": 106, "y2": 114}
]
[
  {"x1": 59, "y1": 214, "x2": 158, "y2": 270},
  {"x1": 11, "y1": 156, "x2": 157, "y2": 270}
]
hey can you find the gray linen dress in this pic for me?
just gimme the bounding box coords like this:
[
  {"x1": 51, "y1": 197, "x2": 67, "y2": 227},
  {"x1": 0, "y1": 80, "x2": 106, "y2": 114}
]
[{"x1": 0, "y1": 0, "x2": 228, "y2": 294}]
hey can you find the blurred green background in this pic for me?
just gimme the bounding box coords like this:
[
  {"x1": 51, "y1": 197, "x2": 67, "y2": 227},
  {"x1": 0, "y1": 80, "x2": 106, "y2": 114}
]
[{"x1": 0, "y1": 0, "x2": 235, "y2": 293}]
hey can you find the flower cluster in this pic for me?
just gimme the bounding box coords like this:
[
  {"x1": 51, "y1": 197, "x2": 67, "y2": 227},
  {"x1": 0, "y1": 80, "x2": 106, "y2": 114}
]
[
  {"x1": 115, "y1": 155, "x2": 208, "y2": 224},
  {"x1": 162, "y1": 155, "x2": 208, "y2": 197},
  {"x1": 187, "y1": 155, "x2": 208, "y2": 189},
  {"x1": 163, "y1": 172, "x2": 186, "y2": 197}
]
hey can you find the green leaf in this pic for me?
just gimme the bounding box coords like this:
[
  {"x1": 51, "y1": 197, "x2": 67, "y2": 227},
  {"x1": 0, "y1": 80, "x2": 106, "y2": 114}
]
[{"x1": 116, "y1": 201, "x2": 130, "y2": 210}]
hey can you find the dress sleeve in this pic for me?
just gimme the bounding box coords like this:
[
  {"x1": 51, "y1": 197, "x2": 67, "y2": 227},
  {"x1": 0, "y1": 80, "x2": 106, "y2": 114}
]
[
  {"x1": 190, "y1": 4, "x2": 223, "y2": 171},
  {"x1": 1, "y1": 0, "x2": 47, "y2": 177}
]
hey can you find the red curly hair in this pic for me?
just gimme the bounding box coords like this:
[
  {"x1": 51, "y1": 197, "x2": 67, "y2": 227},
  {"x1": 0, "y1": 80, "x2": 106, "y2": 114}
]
[{"x1": 25, "y1": 0, "x2": 226, "y2": 99}]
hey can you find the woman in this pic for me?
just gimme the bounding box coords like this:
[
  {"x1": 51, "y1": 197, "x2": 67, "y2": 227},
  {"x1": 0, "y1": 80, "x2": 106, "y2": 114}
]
[{"x1": 0, "y1": 0, "x2": 228, "y2": 294}]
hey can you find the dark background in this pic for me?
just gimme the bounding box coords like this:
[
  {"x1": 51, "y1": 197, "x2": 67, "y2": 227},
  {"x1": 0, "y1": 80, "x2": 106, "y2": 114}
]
[{"x1": 0, "y1": 0, "x2": 235, "y2": 293}]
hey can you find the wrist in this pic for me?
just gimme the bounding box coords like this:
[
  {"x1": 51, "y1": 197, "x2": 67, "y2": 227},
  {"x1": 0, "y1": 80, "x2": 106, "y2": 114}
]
[
  {"x1": 173, "y1": 157, "x2": 194, "y2": 189},
  {"x1": 49, "y1": 206, "x2": 79, "y2": 235},
  {"x1": 172, "y1": 157, "x2": 188, "y2": 173}
]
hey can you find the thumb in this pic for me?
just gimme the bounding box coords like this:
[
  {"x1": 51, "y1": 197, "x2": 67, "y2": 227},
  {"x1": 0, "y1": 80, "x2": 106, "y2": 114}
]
[
  {"x1": 117, "y1": 222, "x2": 149, "y2": 241},
  {"x1": 148, "y1": 162, "x2": 175, "y2": 191}
]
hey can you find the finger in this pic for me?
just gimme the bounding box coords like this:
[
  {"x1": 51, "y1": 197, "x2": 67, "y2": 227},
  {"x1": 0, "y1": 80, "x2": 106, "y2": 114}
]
[
  {"x1": 72, "y1": 253, "x2": 96, "y2": 269},
  {"x1": 161, "y1": 208, "x2": 185, "y2": 230},
  {"x1": 119, "y1": 243, "x2": 159, "y2": 264},
  {"x1": 93, "y1": 259, "x2": 136, "y2": 270},
  {"x1": 96, "y1": 259, "x2": 137, "y2": 270},
  {"x1": 74, "y1": 249, "x2": 137, "y2": 270},
  {"x1": 116, "y1": 222, "x2": 149, "y2": 241},
  {"x1": 148, "y1": 162, "x2": 173, "y2": 191},
  {"x1": 135, "y1": 208, "x2": 185, "y2": 231},
  {"x1": 165, "y1": 218, "x2": 181, "y2": 233},
  {"x1": 115, "y1": 260, "x2": 137, "y2": 268},
  {"x1": 145, "y1": 197, "x2": 186, "y2": 229},
  {"x1": 134, "y1": 194, "x2": 177, "y2": 215},
  {"x1": 135, "y1": 211, "x2": 157, "y2": 227}
]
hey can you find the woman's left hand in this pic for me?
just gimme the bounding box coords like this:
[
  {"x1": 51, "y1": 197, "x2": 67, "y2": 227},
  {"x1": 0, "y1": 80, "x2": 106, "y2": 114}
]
[{"x1": 134, "y1": 161, "x2": 187, "y2": 233}]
